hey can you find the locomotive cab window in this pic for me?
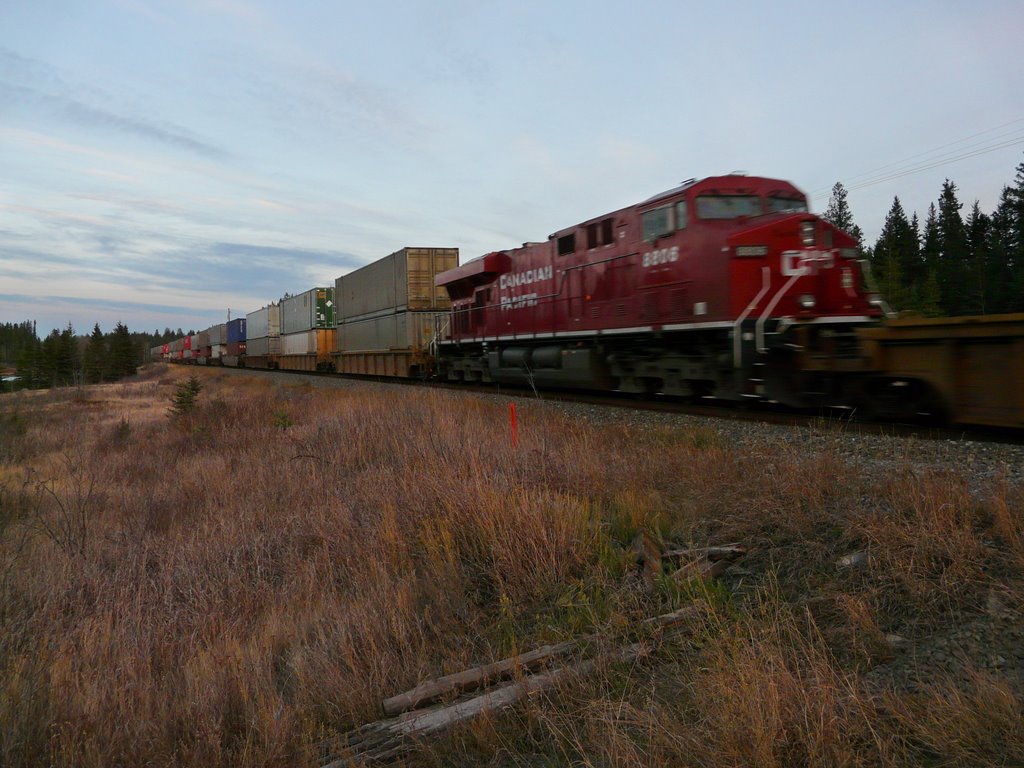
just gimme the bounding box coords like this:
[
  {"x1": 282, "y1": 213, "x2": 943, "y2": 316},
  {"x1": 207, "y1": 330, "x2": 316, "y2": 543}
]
[
  {"x1": 642, "y1": 205, "x2": 673, "y2": 242},
  {"x1": 557, "y1": 232, "x2": 576, "y2": 256},
  {"x1": 676, "y1": 201, "x2": 688, "y2": 230},
  {"x1": 767, "y1": 196, "x2": 808, "y2": 213},
  {"x1": 586, "y1": 217, "x2": 614, "y2": 249},
  {"x1": 695, "y1": 195, "x2": 762, "y2": 219}
]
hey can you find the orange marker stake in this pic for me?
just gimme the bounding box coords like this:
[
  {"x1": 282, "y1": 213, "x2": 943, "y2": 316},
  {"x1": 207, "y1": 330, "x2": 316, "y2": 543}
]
[{"x1": 510, "y1": 401, "x2": 519, "y2": 448}]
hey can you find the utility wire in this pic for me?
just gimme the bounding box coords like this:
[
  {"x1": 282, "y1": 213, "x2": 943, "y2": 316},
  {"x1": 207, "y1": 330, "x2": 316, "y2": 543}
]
[{"x1": 812, "y1": 117, "x2": 1024, "y2": 198}]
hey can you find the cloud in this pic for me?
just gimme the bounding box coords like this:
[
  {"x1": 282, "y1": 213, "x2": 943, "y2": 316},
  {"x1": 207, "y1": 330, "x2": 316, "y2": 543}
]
[{"x1": 0, "y1": 48, "x2": 228, "y2": 160}]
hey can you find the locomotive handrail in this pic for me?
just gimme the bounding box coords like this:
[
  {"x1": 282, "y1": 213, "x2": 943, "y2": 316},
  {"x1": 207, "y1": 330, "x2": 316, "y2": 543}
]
[
  {"x1": 733, "y1": 267, "x2": 771, "y2": 368},
  {"x1": 756, "y1": 272, "x2": 804, "y2": 354}
]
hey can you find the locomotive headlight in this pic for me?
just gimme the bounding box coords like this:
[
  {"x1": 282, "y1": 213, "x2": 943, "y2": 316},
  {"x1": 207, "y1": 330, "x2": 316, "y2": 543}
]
[
  {"x1": 800, "y1": 221, "x2": 816, "y2": 246},
  {"x1": 868, "y1": 294, "x2": 884, "y2": 307},
  {"x1": 798, "y1": 294, "x2": 816, "y2": 310}
]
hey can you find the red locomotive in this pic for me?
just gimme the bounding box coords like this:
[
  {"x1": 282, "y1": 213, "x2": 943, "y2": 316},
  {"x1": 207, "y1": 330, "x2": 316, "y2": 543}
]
[{"x1": 436, "y1": 174, "x2": 884, "y2": 405}]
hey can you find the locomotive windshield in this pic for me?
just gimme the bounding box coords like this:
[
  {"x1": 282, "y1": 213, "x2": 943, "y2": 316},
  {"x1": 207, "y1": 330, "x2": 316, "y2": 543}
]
[
  {"x1": 695, "y1": 195, "x2": 762, "y2": 219},
  {"x1": 767, "y1": 196, "x2": 808, "y2": 213}
]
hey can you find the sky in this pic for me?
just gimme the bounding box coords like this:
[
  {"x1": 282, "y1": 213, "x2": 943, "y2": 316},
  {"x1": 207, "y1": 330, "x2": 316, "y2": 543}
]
[{"x1": 2, "y1": 0, "x2": 1023, "y2": 335}]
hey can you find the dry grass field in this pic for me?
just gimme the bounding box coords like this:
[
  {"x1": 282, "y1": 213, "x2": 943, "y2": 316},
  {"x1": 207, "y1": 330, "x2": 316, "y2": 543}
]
[{"x1": 1, "y1": 365, "x2": 1022, "y2": 767}]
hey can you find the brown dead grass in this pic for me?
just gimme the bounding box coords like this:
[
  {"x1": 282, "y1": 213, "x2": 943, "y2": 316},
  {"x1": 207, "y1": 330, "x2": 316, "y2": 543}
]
[{"x1": 0, "y1": 364, "x2": 1022, "y2": 767}]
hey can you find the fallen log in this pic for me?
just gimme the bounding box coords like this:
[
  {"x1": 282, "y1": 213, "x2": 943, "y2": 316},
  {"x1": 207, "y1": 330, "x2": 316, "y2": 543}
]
[
  {"x1": 662, "y1": 544, "x2": 746, "y2": 563},
  {"x1": 324, "y1": 642, "x2": 654, "y2": 767},
  {"x1": 670, "y1": 557, "x2": 732, "y2": 582},
  {"x1": 383, "y1": 605, "x2": 703, "y2": 717},
  {"x1": 321, "y1": 607, "x2": 709, "y2": 765},
  {"x1": 382, "y1": 638, "x2": 579, "y2": 716}
]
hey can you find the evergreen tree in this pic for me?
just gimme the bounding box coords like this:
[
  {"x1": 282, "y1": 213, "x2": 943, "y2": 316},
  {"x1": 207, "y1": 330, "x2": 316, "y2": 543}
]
[
  {"x1": 108, "y1": 322, "x2": 138, "y2": 380},
  {"x1": 919, "y1": 269, "x2": 943, "y2": 317},
  {"x1": 16, "y1": 336, "x2": 44, "y2": 388},
  {"x1": 1009, "y1": 157, "x2": 1024, "y2": 311},
  {"x1": 921, "y1": 204, "x2": 941, "y2": 285},
  {"x1": 988, "y1": 186, "x2": 1017, "y2": 313},
  {"x1": 871, "y1": 196, "x2": 919, "y2": 309},
  {"x1": 936, "y1": 180, "x2": 969, "y2": 315},
  {"x1": 823, "y1": 182, "x2": 864, "y2": 247},
  {"x1": 83, "y1": 323, "x2": 107, "y2": 384},
  {"x1": 57, "y1": 323, "x2": 79, "y2": 385},
  {"x1": 966, "y1": 201, "x2": 991, "y2": 314},
  {"x1": 0, "y1": 321, "x2": 37, "y2": 365}
]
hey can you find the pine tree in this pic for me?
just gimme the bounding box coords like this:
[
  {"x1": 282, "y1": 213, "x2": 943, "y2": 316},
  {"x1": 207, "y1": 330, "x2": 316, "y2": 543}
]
[
  {"x1": 823, "y1": 182, "x2": 864, "y2": 247},
  {"x1": 936, "y1": 180, "x2": 969, "y2": 315},
  {"x1": 871, "y1": 196, "x2": 919, "y2": 309},
  {"x1": 1009, "y1": 157, "x2": 1024, "y2": 311},
  {"x1": 16, "y1": 336, "x2": 44, "y2": 389},
  {"x1": 925, "y1": 204, "x2": 937, "y2": 288},
  {"x1": 108, "y1": 322, "x2": 138, "y2": 380},
  {"x1": 966, "y1": 201, "x2": 991, "y2": 314},
  {"x1": 57, "y1": 323, "x2": 78, "y2": 385},
  {"x1": 83, "y1": 323, "x2": 107, "y2": 384},
  {"x1": 988, "y1": 186, "x2": 1016, "y2": 313},
  {"x1": 919, "y1": 269, "x2": 943, "y2": 317}
]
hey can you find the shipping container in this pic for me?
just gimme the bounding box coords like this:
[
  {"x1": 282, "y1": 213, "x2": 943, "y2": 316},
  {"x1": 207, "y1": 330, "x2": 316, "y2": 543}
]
[
  {"x1": 209, "y1": 323, "x2": 227, "y2": 345},
  {"x1": 245, "y1": 336, "x2": 281, "y2": 357},
  {"x1": 333, "y1": 310, "x2": 446, "y2": 377},
  {"x1": 279, "y1": 329, "x2": 335, "y2": 355},
  {"x1": 246, "y1": 305, "x2": 281, "y2": 340},
  {"x1": 278, "y1": 330, "x2": 336, "y2": 372},
  {"x1": 210, "y1": 344, "x2": 225, "y2": 360},
  {"x1": 183, "y1": 335, "x2": 192, "y2": 351},
  {"x1": 194, "y1": 330, "x2": 210, "y2": 349},
  {"x1": 227, "y1": 318, "x2": 246, "y2": 344},
  {"x1": 337, "y1": 310, "x2": 445, "y2": 352},
  {"x1": 336, "y1": 247, "x2": 458, "y2": 322},
  {"x1": 226, "y1": 341, "x2": 245, "y2": 357},
  {"x1": 281, "y1": 288, "x2": 335, "y2": 333},
  {"x1": 222, "y1": 355, "x2": 240, "y2": 367}
]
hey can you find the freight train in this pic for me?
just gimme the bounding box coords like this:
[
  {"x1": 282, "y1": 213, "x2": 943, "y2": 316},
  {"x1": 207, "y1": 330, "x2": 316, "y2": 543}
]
[{"x1": 153, "y1": 174, "x2": 1024, "y2": 430}]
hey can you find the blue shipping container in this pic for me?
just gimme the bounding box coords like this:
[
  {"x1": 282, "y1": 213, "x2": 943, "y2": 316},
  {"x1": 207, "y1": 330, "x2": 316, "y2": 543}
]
[{"x1": 227, "y1": 318, "x2": 246, "y2": 344}]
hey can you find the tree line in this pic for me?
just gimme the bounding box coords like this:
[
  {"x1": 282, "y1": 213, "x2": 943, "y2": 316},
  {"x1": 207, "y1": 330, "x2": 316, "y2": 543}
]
[
  {"x1": 3, "y1": 323, "x2": 199, "y2": 390},
  {"x1": 824, "y1": 155, "x2": 1024, "y2": 316}
]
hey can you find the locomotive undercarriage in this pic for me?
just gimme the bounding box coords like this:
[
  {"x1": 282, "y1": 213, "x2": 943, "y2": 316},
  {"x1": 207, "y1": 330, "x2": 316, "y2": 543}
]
[{"x1": 440, "y1": 319, "x2": 871, "y2": 408}]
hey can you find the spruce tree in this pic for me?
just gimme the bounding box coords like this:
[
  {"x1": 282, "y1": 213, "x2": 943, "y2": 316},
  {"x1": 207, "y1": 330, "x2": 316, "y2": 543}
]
[
  {"x1": 936, "y1": 180, "x2": 969, "y2": 315},
  {"x1": 871, "y1": 196, "x2": 919, "y2": 309},
  {"x1": 1009, "y1": 157, "x2": 1024, "y2": 311},
  {"x1": 108, "y1": 322, "x2": 138, "y2": 380},
  {"x1": 57, "y1": 323, "x2": 79, "y2": 385},
  {"x1": 83, "y1": 323, "x2": 107, "y2": 384},
  {"x1": 823, "y1": 182, "x2": 864, "y2": 247},
  {"x1": 988, "y1": 187, "x2": 1016, "y2": 313},
  {"x1": 966, "y1": 201, "x2": 991, "y2": 315}
]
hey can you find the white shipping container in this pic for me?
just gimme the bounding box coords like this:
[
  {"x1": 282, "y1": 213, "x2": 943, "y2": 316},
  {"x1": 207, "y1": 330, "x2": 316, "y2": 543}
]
[
  {"x1": 246, "y1": 304, "x2": 281, "y2": 339},
  {"x1": 281, "y1": 330, "x2": 317, "y2": 355},
  {"x1": 210, "y1": 344, "x2": 225, "y2": 359},
  {"x1": 245, "y1": 336, "x2": 280, "y2": 357},
  {"x1": 209, "y1": 323, "x2": 227, "y2": 345},
  {"x1": 338, "y1": 311, "x2": 445, "y2": 353},
  {"x1": 281, "y1": 288, "x2": 333, "y2": 333}
]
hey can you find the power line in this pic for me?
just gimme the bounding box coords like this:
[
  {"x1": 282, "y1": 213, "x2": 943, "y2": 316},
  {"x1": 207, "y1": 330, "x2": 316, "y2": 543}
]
[
  {"x1": 845, "y1": 135, "x2": 1024, "y2": 193},
  {"x1": 812, "y1": 117, "x2": 1024, "y2": 199}
]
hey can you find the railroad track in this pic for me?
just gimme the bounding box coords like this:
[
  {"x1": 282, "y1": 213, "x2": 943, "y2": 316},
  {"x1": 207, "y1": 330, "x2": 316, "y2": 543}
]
[{"x1": 176, "y1": 363, "x2": 1024, "y2": 446}]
